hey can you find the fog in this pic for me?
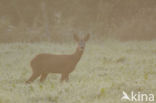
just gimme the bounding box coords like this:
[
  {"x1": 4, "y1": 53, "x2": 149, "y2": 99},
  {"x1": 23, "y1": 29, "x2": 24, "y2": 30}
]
[
  {"x1": 0, "y1": 0, "x2": 156, "y2": 42},
  {"x1": 0, "y1": 1, "x2": 156, "y2": 103}
]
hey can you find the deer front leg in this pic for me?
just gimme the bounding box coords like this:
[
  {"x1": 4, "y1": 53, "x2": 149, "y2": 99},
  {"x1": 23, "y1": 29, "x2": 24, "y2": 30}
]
[
  {"x1": 61, "y1": 73, "x2": 69, "y2": 82},
  {"x1": 65, "y1": 75, "x2": 69, "y2": 81}
]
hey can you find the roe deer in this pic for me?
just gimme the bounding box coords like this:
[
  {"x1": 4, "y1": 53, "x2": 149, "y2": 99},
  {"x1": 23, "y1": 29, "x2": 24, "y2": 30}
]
[{"x1": 26, "y1": 34, "x2": 90, "y2": 83}]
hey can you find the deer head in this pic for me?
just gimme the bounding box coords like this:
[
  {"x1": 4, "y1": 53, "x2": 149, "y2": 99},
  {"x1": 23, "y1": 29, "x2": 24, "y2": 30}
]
[{"x1": 74, "y1": 34, "x2": 90, "y2": 51}]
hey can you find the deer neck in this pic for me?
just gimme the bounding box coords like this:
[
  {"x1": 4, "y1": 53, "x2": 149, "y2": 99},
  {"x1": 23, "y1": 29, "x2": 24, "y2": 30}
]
[{"x1": 72, "y1": 47, "x2": 84, "y2": 63}]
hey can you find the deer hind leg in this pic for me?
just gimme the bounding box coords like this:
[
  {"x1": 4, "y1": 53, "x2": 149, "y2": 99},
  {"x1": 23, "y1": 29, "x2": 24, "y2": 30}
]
[
  {"x1": 61, "y1": 73, "x2": 69, "y2": 82},
  {"x1": 40, "y1": 73, "x2": 48, "y2": 82},
  {"x1": 26, "y1": 72, "x2": 40, "y2": 84}
]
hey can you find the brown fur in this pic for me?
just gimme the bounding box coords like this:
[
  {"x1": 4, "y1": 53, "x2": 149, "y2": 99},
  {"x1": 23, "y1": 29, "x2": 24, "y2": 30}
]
[{"x1": 26, "y1": 34, "x2": 90, "y2": 83}]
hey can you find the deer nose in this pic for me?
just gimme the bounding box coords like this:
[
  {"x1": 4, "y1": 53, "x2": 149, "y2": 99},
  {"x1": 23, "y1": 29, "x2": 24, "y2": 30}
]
[{"x1": 80, "y1": 46, "x2": 84, "y2": 49}]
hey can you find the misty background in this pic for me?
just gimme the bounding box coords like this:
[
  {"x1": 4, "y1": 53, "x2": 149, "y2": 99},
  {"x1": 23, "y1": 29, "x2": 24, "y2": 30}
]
[{"x1": 0, "y1": 0, "x2": 156, "y2": 42}]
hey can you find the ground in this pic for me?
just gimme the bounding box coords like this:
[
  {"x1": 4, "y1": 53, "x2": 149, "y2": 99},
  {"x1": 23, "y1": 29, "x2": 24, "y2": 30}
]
[{"x1": 0, "y1": 40, "x2": 155, "y2": 103}]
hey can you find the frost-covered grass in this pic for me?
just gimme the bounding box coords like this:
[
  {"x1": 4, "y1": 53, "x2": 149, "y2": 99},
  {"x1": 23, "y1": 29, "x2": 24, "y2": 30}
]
[{"x1": 0, "y1": 40, "x2": 156, "y2": 103}]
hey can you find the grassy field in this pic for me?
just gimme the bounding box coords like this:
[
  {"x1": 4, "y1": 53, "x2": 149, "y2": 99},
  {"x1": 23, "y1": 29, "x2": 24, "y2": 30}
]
[{"x1": 0, "y1": 40, "x2": 156, "y2": 103}]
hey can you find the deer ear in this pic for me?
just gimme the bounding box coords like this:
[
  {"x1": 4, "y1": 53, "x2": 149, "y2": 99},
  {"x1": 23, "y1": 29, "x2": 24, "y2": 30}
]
[
  {"x1": 84, "y1": 33, "x2": 90, "y2": 41},
  {"x1": 73, "y1": 34, "x2": 79, "y2": 42}
]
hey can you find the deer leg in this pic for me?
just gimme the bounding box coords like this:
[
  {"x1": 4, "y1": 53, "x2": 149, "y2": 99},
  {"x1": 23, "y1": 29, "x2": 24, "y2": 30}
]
[
  {"x1": 61, "y1": 73, "x2": 65, "y2": 82},
  {"x1": 40, "y1": 73, "x2": 48, "y2": 82},
  {"x1": 65, "y1": 74, "x2": 69, "y2": 82},
  {"x1": 26, "y1": 72, "x2": 40, "y2": 84},
  {"x1": 61, "y1": 73, "x2": 69, "y2": 82}
]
